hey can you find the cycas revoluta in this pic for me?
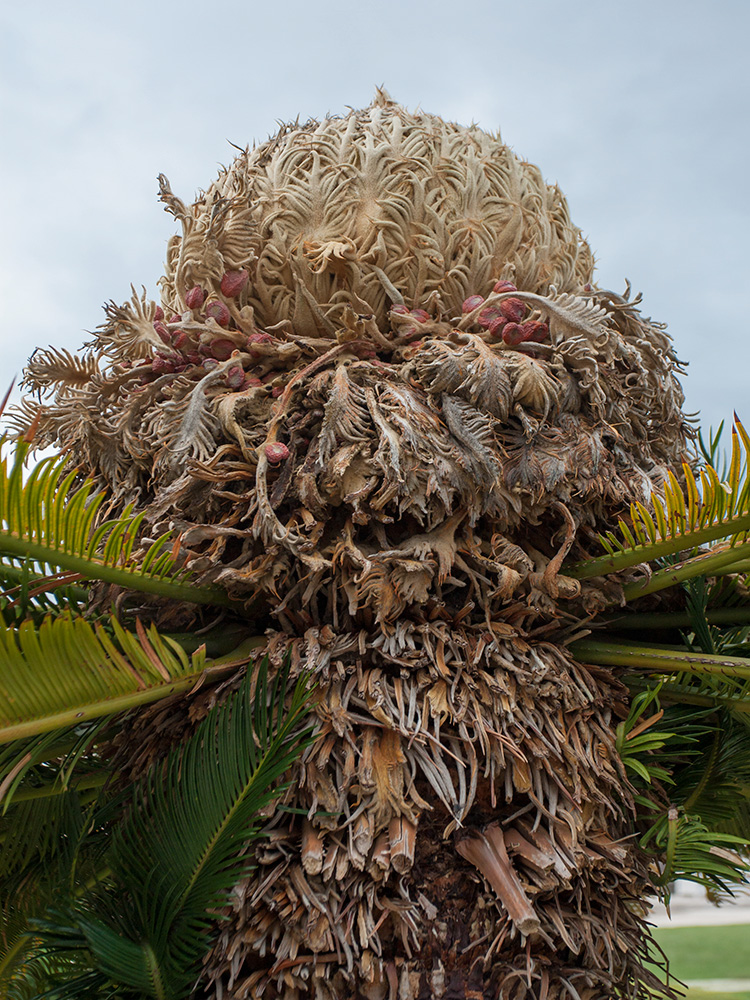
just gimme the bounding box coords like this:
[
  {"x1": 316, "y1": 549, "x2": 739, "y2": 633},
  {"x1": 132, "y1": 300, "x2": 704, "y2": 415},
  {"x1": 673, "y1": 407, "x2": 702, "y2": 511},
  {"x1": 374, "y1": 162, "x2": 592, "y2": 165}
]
[{"x1": 3, "y1": 90, "x2": 750, "y2": 1000}]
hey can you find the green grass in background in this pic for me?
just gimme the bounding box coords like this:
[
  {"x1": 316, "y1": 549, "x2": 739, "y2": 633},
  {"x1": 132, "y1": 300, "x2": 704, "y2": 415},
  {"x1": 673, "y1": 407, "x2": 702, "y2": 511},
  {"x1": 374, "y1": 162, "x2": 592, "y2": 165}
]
[
  {"x1": 684, "y1": 992, "x2": 750, "y2": 1000},
  {"x1": 653, "y1": 924, "x2": 750, "y2": 982},
  {"x1": 651, "y1": 923, "x2": 750, "y2": 998}
]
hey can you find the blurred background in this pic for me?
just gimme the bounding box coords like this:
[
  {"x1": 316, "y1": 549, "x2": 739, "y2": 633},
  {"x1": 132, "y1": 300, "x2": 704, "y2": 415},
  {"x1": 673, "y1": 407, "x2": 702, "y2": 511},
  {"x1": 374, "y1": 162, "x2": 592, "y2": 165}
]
[{"x1": 0, "y1": 0, "x2": 747, "y2": 437}]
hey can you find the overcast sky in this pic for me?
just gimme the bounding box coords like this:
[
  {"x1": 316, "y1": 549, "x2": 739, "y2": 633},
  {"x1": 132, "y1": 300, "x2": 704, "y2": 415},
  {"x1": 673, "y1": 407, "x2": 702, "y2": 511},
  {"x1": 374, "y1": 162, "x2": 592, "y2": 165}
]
[{"x1": 1, "y1": 0, "x2": 747, "y2": 440}]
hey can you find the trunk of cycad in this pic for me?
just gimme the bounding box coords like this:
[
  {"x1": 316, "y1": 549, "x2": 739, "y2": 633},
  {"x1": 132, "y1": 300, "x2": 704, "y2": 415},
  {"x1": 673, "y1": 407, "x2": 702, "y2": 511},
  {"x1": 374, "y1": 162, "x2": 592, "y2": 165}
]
[{"x1": 18, "y1": 92, "x2": 692, "y2": 999}]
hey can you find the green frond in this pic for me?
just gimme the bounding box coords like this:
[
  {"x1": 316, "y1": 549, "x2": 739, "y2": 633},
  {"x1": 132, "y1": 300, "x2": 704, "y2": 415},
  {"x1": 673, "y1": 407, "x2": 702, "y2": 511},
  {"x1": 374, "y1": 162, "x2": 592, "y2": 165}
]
[
  {"x1": 621, "y1": 540, "x2": 750, "y2": 601},
  {"x1": 570, "y1": 637, "x2": 750, "y2": 688},
  {"x1": 26, "y1": 658, "x2": 314, "y2": 999},
  {"x1": 0, "y1": 436, "x2": 230, "y2": 607},
  {"x1": 569, "y1": 417, "x2": 750, "y2": 580},
  {"x1": 611, "y1": 686, "x2": 750, "y2": 896},
  {"x1": 0, "y1": 612, "x2": 265, "y2": 745},
  {"x1": 642, "y1": 807, "x2": 749, "y2": 894}
]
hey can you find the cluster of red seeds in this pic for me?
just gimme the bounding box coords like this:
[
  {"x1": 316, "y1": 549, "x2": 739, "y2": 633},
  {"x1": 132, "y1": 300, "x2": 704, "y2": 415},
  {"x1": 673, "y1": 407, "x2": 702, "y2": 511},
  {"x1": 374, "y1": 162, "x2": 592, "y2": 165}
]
[
  {"x1": 145, "y1": 269, "x2": 298, "y2": 467},
  {"x1": 149, "y1": 270, "x2": 267, "y2": 390},
  {"x1": 462, "y1": 281, "x2": 548, "y2": 345},
  {"x1": 141, "y1": 274, "x2": 551, "y2": 471}
]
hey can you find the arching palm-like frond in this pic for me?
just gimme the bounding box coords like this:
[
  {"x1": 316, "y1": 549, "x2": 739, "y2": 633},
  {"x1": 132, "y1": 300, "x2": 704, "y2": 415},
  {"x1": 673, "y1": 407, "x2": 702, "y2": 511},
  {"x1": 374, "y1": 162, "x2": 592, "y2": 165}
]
[
  {"x1": 570, "y1": 416, "x2": 750, "y2": 581},
  {"x1": 0, "y1": 614, "x2": 264, "y2": 744},
  {"x1": 0, "y1": 435, "x2": 229, "y2": 607},
  {"x1": 9, "y1": 659, "x2": 314, "y2": 1000}
]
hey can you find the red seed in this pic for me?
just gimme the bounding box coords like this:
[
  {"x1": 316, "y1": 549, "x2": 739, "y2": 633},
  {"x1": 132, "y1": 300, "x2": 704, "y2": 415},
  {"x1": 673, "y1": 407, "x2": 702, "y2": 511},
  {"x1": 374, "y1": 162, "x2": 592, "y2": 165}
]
[
  {"x1": 500, "y1": 297, "x2": 526, "y2": 324},
  {"x1": 271, "y1": 385, "x2": 284, "y2": 397},
  {"x1": 502, "y1": 323, "x2": 526, "y2": 346},
  {"x1": 210, "y1": 339, "x2": 236, "y2": 361},
  {"x1": 225, "y1": 366, "x2": 246, "y2": 389},
  {"x1": 153, "y1": 321, "x2": 171, "y2": 344},
  {"x1": 171, "y1": 330, "x2": 187, "y2": 350},
  {"x1": 205, "y1": 300, "x2": 231, "y2": 327},
  {"x1": 493, "y1": 280, "x2": 517, "y2": 294},
  {"x1": 462, "y1": 295, "x2": 485, "y2": 314},
  {"x1": 520, "y1": 321, "x2": 549, "y2": 343},
  {"x1": 487, "y1": 317, "x2": 507, "y2": 339},
  {"x1": 185, "y1": 285, "x2": 205, "y2": 310},
  {"x1": 220, "y1": 269, "x2": 249, "y2": 298},
  {"x1": 169, "y1": 314, "x2": 181, "y2": 324},
  {"x1": 153, "y1": 306, "x2": 164, "y2": 321},
  {"x1": 152, "y1": 354, "x2": 177, "y2": 373},
  {"x1": 202, "y1": 358, "x2": 219, "y2": 371},
  {"x1": 410, "y1": 308, "x2": 431, "y2": 323},
  {"x1": 477, "y1": 306, "x2": 504, "y2": 329},
  {"x1": 390, "y1": 304, "x2": 411, "y2": 315},
  {"x1": 247, "y1": 331, "x2": 273, "y2": 345},
  {"x1": 265, "y1": 442, "x2": 290, "y2": 464}
]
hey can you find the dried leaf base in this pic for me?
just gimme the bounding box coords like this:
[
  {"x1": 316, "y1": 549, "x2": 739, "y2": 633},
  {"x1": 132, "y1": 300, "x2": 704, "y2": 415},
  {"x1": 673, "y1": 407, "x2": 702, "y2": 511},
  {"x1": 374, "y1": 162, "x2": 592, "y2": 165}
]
[{"x1": 203, "y1": 625, "x2": 673, "y2": 1000}]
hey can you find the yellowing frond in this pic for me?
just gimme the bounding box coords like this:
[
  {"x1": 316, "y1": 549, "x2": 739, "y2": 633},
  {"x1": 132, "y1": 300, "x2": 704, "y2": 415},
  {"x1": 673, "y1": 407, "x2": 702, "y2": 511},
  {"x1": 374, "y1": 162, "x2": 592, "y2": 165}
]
[
  {"x1": 0, "y1": 436, "x2": 230, "y2": 606},
  {"x1": 0, "y1": 614, "x2": 264, "y2": 744},
  {"x1": 571, "y1": 417, "x2": 750, "y2": 580}
]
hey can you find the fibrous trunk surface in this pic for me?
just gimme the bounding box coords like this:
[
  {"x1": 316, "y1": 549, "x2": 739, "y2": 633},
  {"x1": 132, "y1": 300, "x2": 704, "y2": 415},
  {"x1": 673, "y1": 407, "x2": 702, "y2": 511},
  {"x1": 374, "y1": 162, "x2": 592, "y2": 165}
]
[{"x1": 18, "y1": 91, "x2": 691, "y2": 999}]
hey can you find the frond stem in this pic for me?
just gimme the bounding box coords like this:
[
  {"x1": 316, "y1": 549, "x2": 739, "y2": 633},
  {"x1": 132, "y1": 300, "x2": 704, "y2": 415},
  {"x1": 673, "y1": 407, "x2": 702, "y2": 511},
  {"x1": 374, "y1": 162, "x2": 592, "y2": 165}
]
[
  {"x1": 0, "y1": 534, "x2": 232, "y2": 606},
  {"x1": 0, "y1": 636, "x2": 265, "y2": 744},
  {"x1": 569, "y1": 513, "x2": 750, "y2": 580},
  {"x1": 602, "y1": 607, "x2": 750, "y2": 629},
  {"x1": 622, "y1": 542, "x2": 750, "y2": 602},
  {"x1": 570, "y1": 638, "x2": 750, "y2": 680}
]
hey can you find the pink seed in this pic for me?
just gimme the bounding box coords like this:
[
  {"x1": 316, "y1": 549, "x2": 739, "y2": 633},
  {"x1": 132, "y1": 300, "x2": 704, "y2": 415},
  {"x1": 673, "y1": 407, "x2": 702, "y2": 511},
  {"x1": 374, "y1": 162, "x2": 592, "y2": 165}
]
[
  {"x1": 169, "y1": 314, "x2": 181, "y2": 324},
  {"x1": 500, "y1": 298, "x2": 526, "y2": 324},
  {"x1": 210, "y1": 339, "x2": 236, "y2": 361},
  {"x1": 487, "y1": 317, "x2": 507, "y2": 339},
  {"x1": 153, "y1": 306, "x2": 164, "y2": 321},
  {"x1": 265, "y1": 442, "x2": 290, "y2": 464},
  {"x1": 152, "y1": 354, "x2": 177, "y2": 373},
  {"x1": 493, "y1": 280, "x2": 517, "y2": 294},
  {"x1": 205, "y1": 300, "x2": 231, "y2": 327},
  {"x1": 185, "y1": 285, "x2": 205, "y2": 310},
  {"x1": 390, "y1": 304, "x2": 411, "y2": 315},
  {"x1": 220, "y1": 269, "x2": 249, "y2": 298},
  {"x1": 462, "y1": 295, "x2": 485, "y2": 314},
  {"x1": 247, "y1": 331, "x2": 273, "y2": 345},
  {"x1": 225, "y1": 366, "x2": 246, "y2": 389},
  {"x1": 153, "y1": 321, "x2": 171, "y2": 344},
  {"x1": 171, "y1": 330, "x2": 187, "y2": 349},
  {"x1": 271, "y1": 385, "x2": 284, "y2": 397},
  {"x1": 410, "y1": 308, "x2": 431, "y2": 323},
  {"x1": 520, "y1": 321, "x2": 549, "y2": 343},
  {"x1": 502, "y1": 323, "x2": 526, "y2": 346},
  {"x1": 202, "y1": 358, "x2": 219, "y2": 371},
  {"x1": 477, "y1": 306, "x2": 504, "y2": 329}
]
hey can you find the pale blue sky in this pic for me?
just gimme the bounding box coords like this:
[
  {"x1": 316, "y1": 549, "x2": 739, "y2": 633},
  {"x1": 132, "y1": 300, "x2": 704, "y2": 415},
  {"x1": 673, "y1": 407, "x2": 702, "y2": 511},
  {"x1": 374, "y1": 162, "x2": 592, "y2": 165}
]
[{"x1": 1, "y1": 0, "x2": 747, "y2": 436}]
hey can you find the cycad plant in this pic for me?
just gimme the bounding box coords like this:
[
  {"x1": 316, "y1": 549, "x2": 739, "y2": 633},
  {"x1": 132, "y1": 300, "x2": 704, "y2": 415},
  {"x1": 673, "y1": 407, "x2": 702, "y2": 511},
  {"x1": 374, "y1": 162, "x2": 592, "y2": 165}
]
[{"x1": 3, "y1": 90, "x2": 750, "y2": 1000}]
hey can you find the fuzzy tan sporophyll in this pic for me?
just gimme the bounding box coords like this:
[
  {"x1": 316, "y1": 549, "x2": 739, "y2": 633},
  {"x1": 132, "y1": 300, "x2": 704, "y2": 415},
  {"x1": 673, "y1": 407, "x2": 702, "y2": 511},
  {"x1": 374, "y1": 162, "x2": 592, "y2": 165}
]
[{"x1": 15, "y1": 91, "x2": 698, "y2": 999}]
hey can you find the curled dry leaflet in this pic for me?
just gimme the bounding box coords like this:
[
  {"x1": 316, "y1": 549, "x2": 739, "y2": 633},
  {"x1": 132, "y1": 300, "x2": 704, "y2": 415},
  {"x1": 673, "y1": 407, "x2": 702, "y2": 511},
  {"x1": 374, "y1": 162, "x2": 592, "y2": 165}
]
[{"x1": 17, "y1": 91, "x2": 694, "y2": 998}]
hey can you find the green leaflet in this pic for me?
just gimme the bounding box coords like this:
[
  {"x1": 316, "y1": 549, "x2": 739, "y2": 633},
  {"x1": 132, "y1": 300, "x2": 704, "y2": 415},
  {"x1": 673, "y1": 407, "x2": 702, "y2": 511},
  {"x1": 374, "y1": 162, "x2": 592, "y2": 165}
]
[
  {"x1": 22, "y1": 658, "x2": 315, "y2": 999},
  {"x1": 0, "y1": 613, "x2": 265, "y2": 744},
  {"x1": 568, "y1": 416, "x2": 750, "y2": 581},
  {"x1": 0, "y1": 435, "x2": 231, "y2": 607}
]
